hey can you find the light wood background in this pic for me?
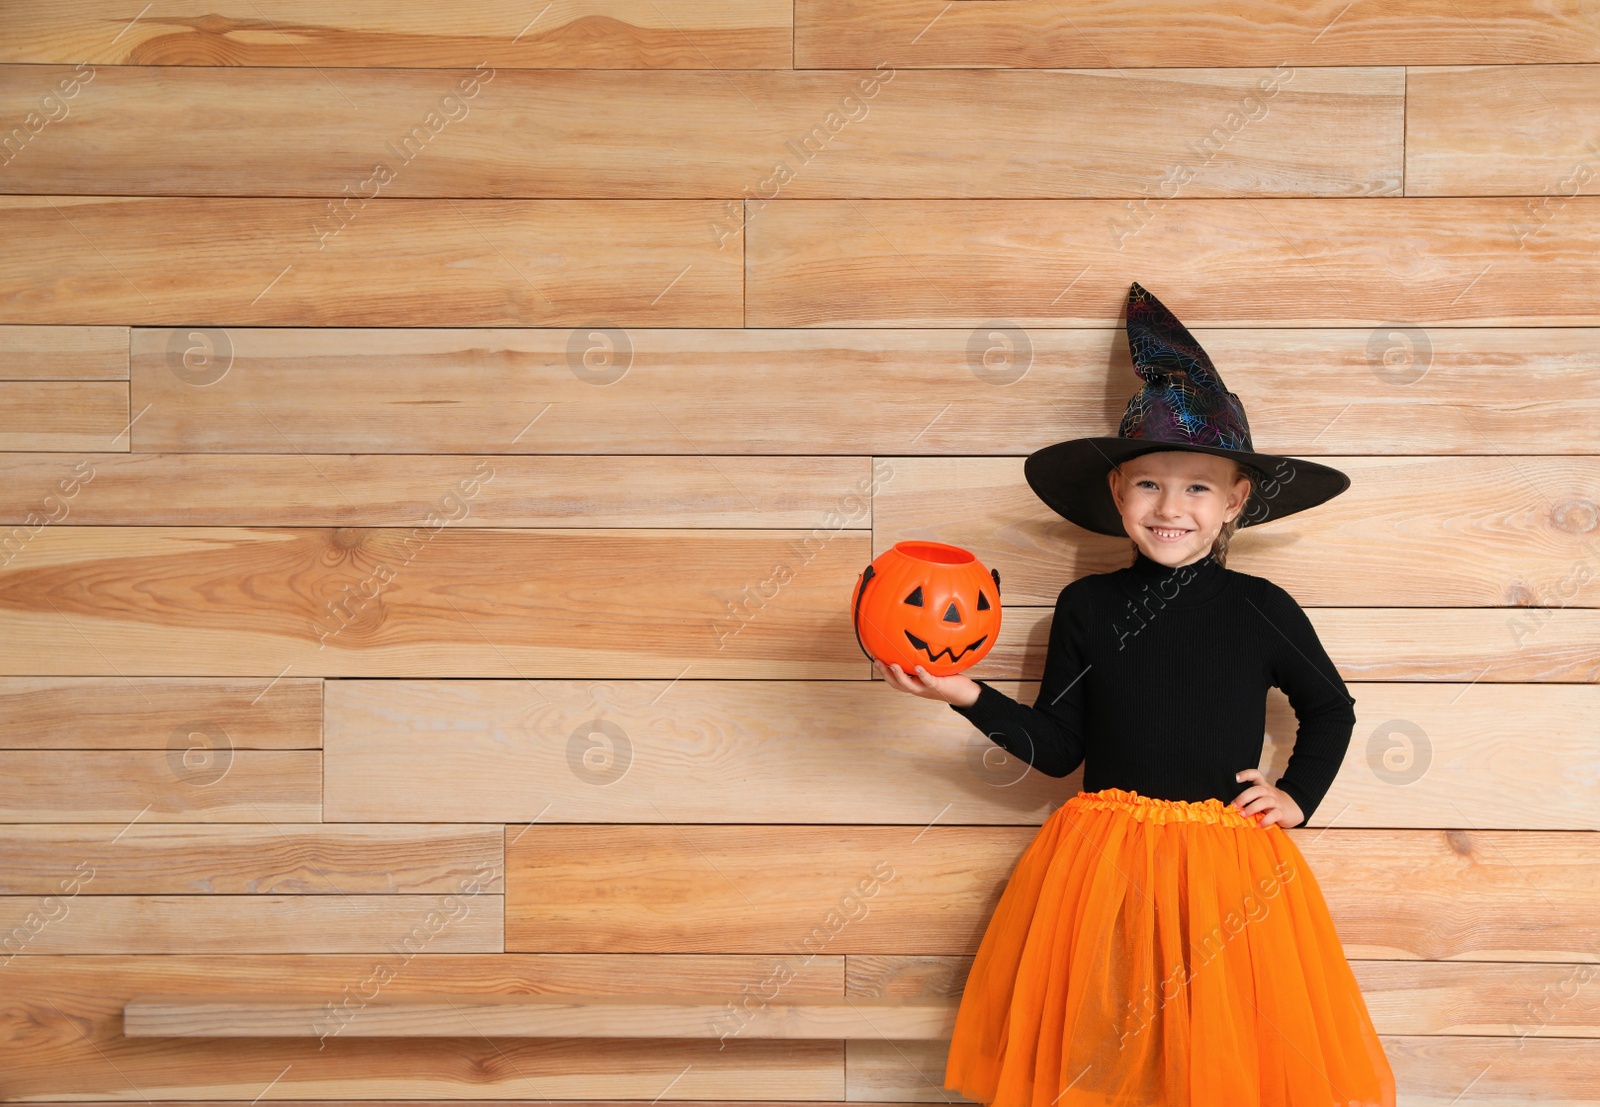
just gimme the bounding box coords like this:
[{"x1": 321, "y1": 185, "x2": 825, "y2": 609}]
[{"x1": 2, "y1": 1, "x2": 1599, "y2": 1102}]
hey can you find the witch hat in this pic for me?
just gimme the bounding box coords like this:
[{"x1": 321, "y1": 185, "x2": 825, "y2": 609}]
[{"x1": 1023, "y1": 282, "x2": 1350, "y2": 537}]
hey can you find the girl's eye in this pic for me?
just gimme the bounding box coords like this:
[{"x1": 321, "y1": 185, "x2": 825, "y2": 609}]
[{"x1": 1138, "y1": 480, "x2": 1209, "y2": 492}]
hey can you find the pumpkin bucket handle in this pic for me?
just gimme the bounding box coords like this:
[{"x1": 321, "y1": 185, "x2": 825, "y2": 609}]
[{"x1": 852, "y1": 563, "x2": 877, "y2": 663}]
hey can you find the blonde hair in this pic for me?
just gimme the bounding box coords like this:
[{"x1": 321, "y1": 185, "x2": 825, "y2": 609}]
[{"x1": 1123, "y1": 459, "x2": 1256, "y2": 569}]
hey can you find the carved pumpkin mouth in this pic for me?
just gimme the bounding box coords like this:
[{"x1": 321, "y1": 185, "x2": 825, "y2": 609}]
[{"x1": 903, "y1": 629, "x2": 989, "y2": 664}]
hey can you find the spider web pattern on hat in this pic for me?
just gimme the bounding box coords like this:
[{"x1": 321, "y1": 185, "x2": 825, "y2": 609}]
[{"x1": 1119, "y1": 281, "x2": 1254, "y2": 454}]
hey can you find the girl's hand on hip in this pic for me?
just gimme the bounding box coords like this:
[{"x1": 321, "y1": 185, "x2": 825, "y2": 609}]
[
  {"x1": 1229, "y1": 768, "x2": 1305, "y2": 829},
  {"x1": 872, "y1": 658, "x2": 979, "y2": 707}
]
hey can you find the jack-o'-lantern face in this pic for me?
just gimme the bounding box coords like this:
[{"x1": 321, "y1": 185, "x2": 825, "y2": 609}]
[
  {"x1": 899, "y1": 580, "x2": 994, "y2": 666},
  {"x1": 851, "y1": 541, "x2": 1003, "y2": 677}
]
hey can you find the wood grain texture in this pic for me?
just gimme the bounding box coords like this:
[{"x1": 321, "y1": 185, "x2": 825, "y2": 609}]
[
  {"x1": 323, "y1": 679, "x2": 1064, "y2": 824},
  {"x1": 1298, "y1": 683, "x2": 1599, "y2": 831},
  {"x1": 745, "y1": 198, "x2": 1600, "y2": 327},
  {"x1": 1307, "y1": 830, "x2": 1600, "y2": 962},
  {"x1": 123, "y1": 992, "x2": 959, "y2": 1038},
  {"x1": 0, "y1": 0, "x2": 1591, "y2": 1086},
  {"x1": 123, "y1": 325, "x2": 1600, "y2": 455},
  {"x1": 0, "y1": 197, "x2": 741, "y2": 326},
  {"x1": 0, "y1": 676, "x2": 322, "y2": 749},
  {"x1": 0, "y1": 381, "x2": 128, "y2": 450},
  {"x1": 977, "y1": 610, "x2": 1600, "y2": 685},
  {"x1": 505, "y1": 823, "x2": 1003, "y2": 954},
  {"x1": 0, "y1": 1, "x2": 793, "y2": 68},
  {"x1": 1407, "y1": 65, "x2": 1600, "y2": 197},
  {"x1": 0, "y1": 824, "x2": 501, "y2": 894},
  {"x1": 0, "y1": 894, "x2": 501, "y2": 953},
  {"x1": 1354, "y1": 960, "x2": 1600, "y2": 1037},
  {"x1": 0, "y1": 527, "x2": 869, "y2": 677},
  {"x1": 505, "y1": 824, "x2": 1600, "y2": 959},
  {"x1": 0, "y1": 65, "x2": 1402, "y2": 198},
  {"x1": 872, "y1": 455, "x2": 1600, "y2": 607},
  {"x1": 0, "y1": 325, "x2": 127, "y2": 379},
  {"x1": 1, "y1": 953, "x2": 844, "y2": 1098},
  {"x1": 794, "y1": 0, "x2": 1600, "y2": 67},
  {"x1": 0, "y1": 454, "x2": 876, "y2": 528},
  {"x1": 0, "y1": 750, "x2": 321, "y2": 822},
  {"x1": 322, "y1": 678, "x2": 1600, "y2": 830}
]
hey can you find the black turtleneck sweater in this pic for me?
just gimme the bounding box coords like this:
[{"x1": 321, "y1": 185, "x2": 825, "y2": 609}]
[{"x1": 950, "y1": 549, "x2": 1356, "y2": 824}]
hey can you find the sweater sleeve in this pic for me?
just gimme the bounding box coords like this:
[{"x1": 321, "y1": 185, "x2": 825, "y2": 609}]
[
  {"x1": 1256, "y1": 582, "x2": 1357, "y2": 824},
  {"x1": 947, "y1": 582, "x2": 1088, "y2": 779}
]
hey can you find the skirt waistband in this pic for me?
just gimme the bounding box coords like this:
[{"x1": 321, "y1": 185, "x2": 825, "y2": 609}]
[{"x1": 1064, "y1": 786, "x2": 1262, "y2": 828}]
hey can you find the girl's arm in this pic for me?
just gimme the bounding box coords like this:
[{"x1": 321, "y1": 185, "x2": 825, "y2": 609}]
[
  {"x1": 946, "y1": 583, "x2": 1089, "y2": 778},
  {"x1": 1260, "y1": 582, "x2": 1358, "y2": 823}
]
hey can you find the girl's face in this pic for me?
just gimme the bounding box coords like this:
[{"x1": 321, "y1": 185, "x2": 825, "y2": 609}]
[{"x1": 1106, "y1": 450, "x2": 1251, "y2": 568}]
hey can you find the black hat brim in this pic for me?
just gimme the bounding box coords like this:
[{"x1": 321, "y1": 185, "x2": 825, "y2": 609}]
[{"x1": 1024, "y1": 438, "x2": 1351, "y2": 538}]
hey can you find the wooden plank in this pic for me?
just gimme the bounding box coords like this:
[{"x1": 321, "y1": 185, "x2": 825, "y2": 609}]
[
  {"x1": 872, "y1": 456, "x2": 1600, "y2": 607},
  {"x1": 0, "y1": 824, "x2": 501, "y2": 894},
  {"x1": 0, "y1": 454, "x2": 875, "y2": 527},
  {"x1": 744, "y1": 198, "x2": 1600, "y2": 327},
  {"x1": 4, "y1": 955, "x2": 1595, "y2": 1097},
  {"x1": 323, "y1": 678, "x2": 1599, "y2": 830},
  {"x1": 847, "y1": 1035, "x2": 1600, "y2": 1102},
  {"x1": 0, "y1": 65, "x2": 1402, "y2": 198},
  {"x1": 0, "y1": 197, "x2": 740, "y2": 326},
  {"x1": 1314, "y1": 610, "x2": 1600, "y2": 684},
  {"x1": 123, "y1": 993, "x2": 958, "y2": 1039},
  {"x1": 505, "y1": 825, "x2": 1600, "y2": 959},
  {"x1": 127, "y1": 326, "x2": 1600, "y2": 455},
  {"x1": 0, "y1": 325, "x2": 127, "y2": 379},
  {"x1": 0, "y1": 894, "x2": 501, "y2": 953},
  {"x1": 795, "y1": 0, "x2": 1600, "y2": 67},
  {"x1": 0, "y1": 380, "x2": 127, "y2": 450},
  {"x1": 1, "y1": 953, "x2": 844, "y2": 1098},
  {"x1": 0, "y1": 751, "x2": 321, "y2": 823},
  {"x1": 851, "y1": 952, "x2": 1600, "y2": 1037},
  {"x1": 976, "y1": 609, "x2": 1600, "y2": 685},
  {"x1": 0, "y1": 676, "x2": 322, "y2": 750},
  {"x1": 0, "y1": 527, "x2": 868, "y2": 678},
  {"x1": 0, "y1": 1, "x2": 793, "y2": 68},
  {"x1": 1407, "y1": 65, "x2": 1600, "y2": 197},
  {"x1": 323, "y1": 679, "x2": 1064, "y2": 824},
  {"x1": 1312, "y1": 830, "x2": 1600, "y2": 963},
  {"x1": 1357, "y1": 960, "x2": 1600, "y2": 1037},
  {"x1": 1308, "y1": 682, "x2": 1600, "y2": 831}
]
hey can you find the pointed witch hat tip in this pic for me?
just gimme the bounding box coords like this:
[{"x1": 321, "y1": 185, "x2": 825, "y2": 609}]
[{"x1": 1124, "y1": 282, "x2": 1222, "y2": 390}]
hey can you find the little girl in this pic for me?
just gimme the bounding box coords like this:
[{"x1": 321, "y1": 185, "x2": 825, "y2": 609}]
[{"x1": 875, "y1": 283, "x2": 1396, "y2": 1105}]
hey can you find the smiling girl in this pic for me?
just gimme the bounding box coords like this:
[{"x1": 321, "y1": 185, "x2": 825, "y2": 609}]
[{"x1": 874, "y1": 283, "x2": 1395, "y2": 1105}]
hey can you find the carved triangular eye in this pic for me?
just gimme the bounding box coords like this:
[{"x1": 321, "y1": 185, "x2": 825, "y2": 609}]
[
  {"x1": 943, "y1": 602, "x2": 960, "y2": 623},
  {"x1": 976, "y1": 590, "x2": 991, "y2": 610},
  {"x1": 903, "y1": 586, "x2": 924, "y2": 607}
]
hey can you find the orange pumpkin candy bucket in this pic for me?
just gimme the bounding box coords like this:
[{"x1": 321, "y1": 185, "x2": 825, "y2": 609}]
[{"x1": 850, "y1": 540, "x2": 1001, "y2": 676}]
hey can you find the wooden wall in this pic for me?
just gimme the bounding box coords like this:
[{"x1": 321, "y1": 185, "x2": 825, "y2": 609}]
[{"x1": 2, "y1": 1, "x2": 1599, "y2": 1101}]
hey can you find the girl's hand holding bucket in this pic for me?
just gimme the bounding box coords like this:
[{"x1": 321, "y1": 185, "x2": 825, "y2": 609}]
[{"x1": 872, "y1": 657, "x2": 981, "y2": 708}]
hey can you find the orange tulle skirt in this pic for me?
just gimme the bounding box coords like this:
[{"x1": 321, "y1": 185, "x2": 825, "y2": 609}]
[{"x1": 943, "y1": 787, "x2": 1396, "y2": 1106}]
